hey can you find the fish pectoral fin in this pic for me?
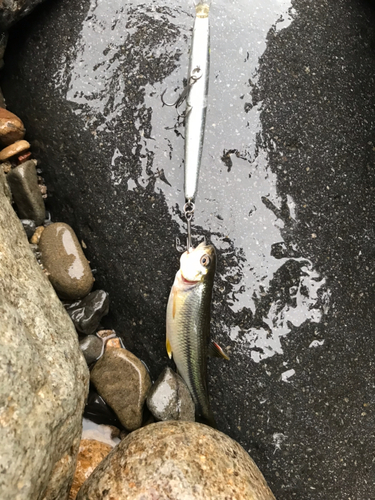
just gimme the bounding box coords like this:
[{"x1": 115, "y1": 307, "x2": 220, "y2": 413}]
[
  {"x1": 166, "y1": 337, "x2": 173, "y2": 359},
  {"x1": 208, "y1": 340, "x2": 230, "y2": 360}
]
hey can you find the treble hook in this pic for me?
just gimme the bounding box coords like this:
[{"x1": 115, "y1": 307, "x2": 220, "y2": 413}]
[{"x1": 161, "y1": 70, "x2": 202, "y2": 113}]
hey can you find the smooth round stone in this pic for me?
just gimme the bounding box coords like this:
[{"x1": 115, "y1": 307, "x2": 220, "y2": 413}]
[
  {"x1": 6, "y1": 160, "x2": 45, "y2": 225},
  {"x1": 20, "y1": 219, "x2": 36, "y2": 239},
  {"x1": 76, "y1": 421, "x2": 276, "y2": 500},
  {"x1": 65, "y1": 290, "x2": 110, "y2": 335},
  {"x1": 147, "y1": 367, "x2": 195, "y2": 422},
  {"x1": 90, "y1": 344, "x2": 151, "y2": 431},
  {"x1": 79, "y1": 335, "x2": 103, "y2": 365},
  {"x1": 0, "y1": 107, "x2": 26, "y2": 146},
  {"x1": 39, "y1": 222, "x2": 94, "y2": 300},
  {"x1": 0, "y1": 139, "x2": 29, "y2": 160},
  {"x1": 69, "y1": 439, "x2": 112, "y2": 500}
]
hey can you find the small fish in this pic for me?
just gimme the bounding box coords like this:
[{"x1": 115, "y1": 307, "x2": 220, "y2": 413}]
[{"x1": 166, "y1": 242, "x2": 228, "y2": 427}]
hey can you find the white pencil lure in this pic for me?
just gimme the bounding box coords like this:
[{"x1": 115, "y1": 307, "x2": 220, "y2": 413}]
[{"x1": 162, "y1": 0, "x2": 211, "y2": 250}]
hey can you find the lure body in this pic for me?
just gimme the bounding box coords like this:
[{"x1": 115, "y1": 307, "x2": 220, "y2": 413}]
[{"x1": 184, "y1": 2, "x2": 210, "y2": 203}]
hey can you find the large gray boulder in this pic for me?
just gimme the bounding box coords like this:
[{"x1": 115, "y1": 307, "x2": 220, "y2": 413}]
[{"x1": 0, "y1": 170, "x2": 89, "y2": 499}]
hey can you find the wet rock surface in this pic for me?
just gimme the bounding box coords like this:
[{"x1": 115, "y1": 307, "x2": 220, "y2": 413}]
[
  {"x1": 0, "y1": 108, "x2": 25, "y2": 146},
  {"x1": 90, "y1": 341, "x2": 152, "y2": 431},
  {"x1": 147, "y1": 367, "x2": 195, "y2": 422},
  {"x1": 69, "y1": 439, "x2": 112, "y2": 500},
  {"x1": 0, "y1": 0, "x2": 47, "y2": 30},
  {"x1": 39, "y1": 222, "x2": 94, "y2": 300},
  {"x1": 84, "y1": 390, "x2": 123, "y2": 429},
  {"x1": 0, "y1": 170, "x2": 89, "y2": 499},
  {"x1": 65, "y1": 290, "x2": 109, "y2": 335},
  {"x1": 79, "y1": 335, "x2": 103, "y2": 365},
  {"x1": 3, "y1": 0, "x2": 375, "y2": 498},
  {"x1": 6, "y1": 159, "x2": 45, "y2": 224},
  {"x1": 76, "y1": 421, "x2": 275, "y2": 500}
]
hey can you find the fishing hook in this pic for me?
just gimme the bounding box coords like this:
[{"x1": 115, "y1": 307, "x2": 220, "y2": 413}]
[
  {"x1": 184, "y1": 200, "x2": 195, "y2": 251},
  {"x1": 161, "y1": 71, "x2": 202, "y2": 111}
]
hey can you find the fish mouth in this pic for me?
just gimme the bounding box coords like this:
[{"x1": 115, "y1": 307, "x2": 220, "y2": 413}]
[{"x1": 180, "y1": 273, "x2": 200, "y2": 285}]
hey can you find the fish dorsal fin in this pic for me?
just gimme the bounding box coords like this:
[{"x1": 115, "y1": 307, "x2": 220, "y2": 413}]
[{"x1": 208, "y1": 341, "x2": 230, "y2": 360}]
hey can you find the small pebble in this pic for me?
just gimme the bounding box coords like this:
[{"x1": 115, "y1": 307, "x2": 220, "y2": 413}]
[
  {"x1": 84, "y1": 390, "x2": 122, "y2": 428},
  {"x1": 79, "y1": 335, "x2": 104, "y2": 365},
  {"x1": 20, "y1": 219, "x2": 36, "y2": 239},
  {"x1": 65, "y1": 290, "x2": 109, "y2": 335},
  {"x1": 91, "y1": 343, "x2": 152, "y2": 431},
  {"x1": 30, "y1": 225, "x2": 44, "y2": 245},
  {"x1": 39, "y1": 222, "x2": 94, "y2": 300},
  {"x1": 147, "y1": 367, "x2": 195, "y2": 422},
  {"x1": 6, "y1": 160, "x2": 45, "y2": 225},
  {"x1": 0, "y1": 108, "x2": 26, "y2": 146},
  {"x1": 68, "y1": 439, "x2": 112, "y2": 500},
  {"x1": 0, "y1": 139, "x2": 30, "y2": 161}
]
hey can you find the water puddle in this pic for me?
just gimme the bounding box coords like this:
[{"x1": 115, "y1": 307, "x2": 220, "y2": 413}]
[{"x1": 53, "y1": 0, "x2": 330, "y2": 365}]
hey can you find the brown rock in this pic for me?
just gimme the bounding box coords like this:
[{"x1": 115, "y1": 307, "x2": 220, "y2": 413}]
[
  {"x1": 30, "y1": 225, "x2": 44, "y2": 244},
  {"x1": 69, "y1": 439, "x2": 112, "y2": 500},
  {"x1": 6, "y1": 159, "x2": 45, "y2": 225},
  {"x1": 90, "y1": 345, "x2": 151, "y2": 431},
  {"x1": 39, "y1": 222, "x2": 94, "y2": 300},
  {"x1": 0, "y1": 108, "x2": 26, "y2": 146},
  {"x1": 76, "y1": 421, "x2": 276, "y2": 500},
  {"x1": 0, "y1": 139, "x2": 30, "y2": 161}
]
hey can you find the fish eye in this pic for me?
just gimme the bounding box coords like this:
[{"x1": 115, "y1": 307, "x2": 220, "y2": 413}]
[{"x1": 200, "y1": 254, "x2": 210, "y2": 267}]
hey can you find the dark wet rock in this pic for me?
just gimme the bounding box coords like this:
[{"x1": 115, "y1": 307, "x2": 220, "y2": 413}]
[
  {"x1": 79, "y1": 335, "x2": 103, "y2": 365},
  {"x1": 0, "y1": 168, "x2": 89, "y2": 499},
  {"x1": 39, "y1": 222, "x2": 94, "y2": 300},
  {"x1": 6, "y1": 159, "x2": 45, "y2": 225},
  {"x1": 84, "y1": 390, "x2": 123, "y2": 429},
  {"x1": 0, "y1": 107, "x2": 25, "y2": 146},
  {"x1": 0, "y1": 138, "x2": 29, "y2": 161},
  {"x1": 90, "y1": 342, "x2": 152, "y2": 431},
  {"x1": 65, "y1": 290, "x2": 109, "y2": 336},
  {"x1": 69, "y1": 439, "x2": 112, "y2": 500},
  {"x1": 20, "y1": 218, "x2": 36, "y2": 239},
  {"x1": 0, "y1": 0, "x2": 47, "y2": 30},
  {"x1": 4, "y1": 1, "x2": 375, "y2": 498},
  {"x1": 147, "y1": 367, "x2": 195, "y2": 422},
  {"x1": 76, "y1": 421, "x2": 276, "y2": 500}
]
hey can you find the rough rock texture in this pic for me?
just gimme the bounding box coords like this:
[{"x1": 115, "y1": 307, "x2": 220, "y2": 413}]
[
  {"x1": 0, "y1": 107, "x2": 25, "y2": 146},
  {"x1": 76, "y1": 421, "x2": 275, "y2": 500},
  {"x1": 39, "y1": 222, "x2": 94, "y2": 300},
  {"x1": 147, "y1": 367, "x2": 195, "y2": 422},
  {"x1": 3, "y1": 1, "x2": 375, "y2": 498},
  {"x1": 69, "y1": 439, "x2": 112, "y2": 500},
  {"x1": 0, "y1": 169, "x2": 89, "y2": 500},
  {"x1": 90, "y1": 343, "x2": 151, "y2": 431},
  {"x1": 0, "y1": 0, "x2": 47, "y2": 30},
  {"x1": 65, "y1": 290, "x2": 109, "y2": 335},
  {"x1": 7, "y1": 160, "x2": 45, "y2": 225}
]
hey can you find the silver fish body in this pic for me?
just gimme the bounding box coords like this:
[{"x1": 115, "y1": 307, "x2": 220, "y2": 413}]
[
  {"x1": 184, "y1": 2, "x2": 210, "y2": 203},
  {"x1": 166, "y1": 242, "x2": 216, "y2": 426}
]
